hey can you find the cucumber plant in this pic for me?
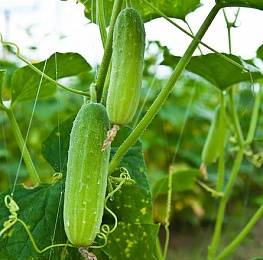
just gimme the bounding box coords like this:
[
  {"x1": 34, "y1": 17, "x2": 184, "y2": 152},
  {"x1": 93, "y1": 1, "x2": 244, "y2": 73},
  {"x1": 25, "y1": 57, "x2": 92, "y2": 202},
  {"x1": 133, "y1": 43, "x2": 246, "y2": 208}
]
[{"x1": 0, "y1": 0, "x2": 262, "y2": 260}]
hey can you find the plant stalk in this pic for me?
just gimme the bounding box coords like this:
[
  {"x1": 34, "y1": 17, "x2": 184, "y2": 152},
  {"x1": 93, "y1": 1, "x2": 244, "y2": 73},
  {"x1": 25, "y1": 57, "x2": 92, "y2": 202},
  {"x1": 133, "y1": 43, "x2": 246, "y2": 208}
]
[
  {"x1": 96, "y1": 0, "x2": 107, "y2": 47},
  {"x1": 246, "y1": 86, "x2": 261, "y2": 144},
  {"x1": 229, "y1": 87, "x2": 244, "y2": 146},
  {"x1": 216, "y1": 204, "x2": 263, "y2": 260},
  {"x1": 96, "y1": 0, "x2": 123, "y2": 101},
  {"x1": 208, "y1": 149, "x2": 244, "y2": 260},
  {"x1": 216, "y1": 93, "x2": 226, "y2": 192},
  {"x1": 5, "y1": 108, "x2": 40, "y2": 185}
]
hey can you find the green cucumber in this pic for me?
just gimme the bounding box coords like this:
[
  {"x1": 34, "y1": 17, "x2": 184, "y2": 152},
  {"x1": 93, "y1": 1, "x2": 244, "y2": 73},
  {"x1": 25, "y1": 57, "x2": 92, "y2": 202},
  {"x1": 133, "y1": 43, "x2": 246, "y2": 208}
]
[
  {"x1": 64, "y1": 102, "x2": 110, "y2": 247},
  {"x1": 106, "y1": 7, "x2": 145, "y2": 125},
  {"x1": 201, "y1": 105, "x2": 226, "y2": 165}
]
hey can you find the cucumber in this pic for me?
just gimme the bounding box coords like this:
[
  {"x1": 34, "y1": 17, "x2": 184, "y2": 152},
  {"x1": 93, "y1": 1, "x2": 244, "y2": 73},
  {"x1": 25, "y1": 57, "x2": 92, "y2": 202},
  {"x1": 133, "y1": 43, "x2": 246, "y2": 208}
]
[
  {"x1": 63, "y1": 102, "x2": 110, "y2": 247},
  {"x1": 106, "y1": 7, "x2": 145, "y2": 125},
  {"x1": 201, "y1": 105, "x2": 226, "y2": 165}
]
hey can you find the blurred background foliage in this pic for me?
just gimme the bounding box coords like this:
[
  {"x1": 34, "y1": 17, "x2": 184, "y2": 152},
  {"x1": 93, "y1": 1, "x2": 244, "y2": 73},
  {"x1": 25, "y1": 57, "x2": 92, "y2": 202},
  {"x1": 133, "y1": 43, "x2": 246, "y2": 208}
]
[{"x1": 0, "y1": 40, "x2": 262, "y2": 258}]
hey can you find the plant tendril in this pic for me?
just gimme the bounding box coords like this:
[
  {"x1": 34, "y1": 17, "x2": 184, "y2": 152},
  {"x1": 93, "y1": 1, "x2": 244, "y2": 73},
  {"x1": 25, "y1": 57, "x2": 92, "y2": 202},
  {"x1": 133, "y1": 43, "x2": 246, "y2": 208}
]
[{"x1": 0, "y1": 195, "x2": 75, "y2": 253}]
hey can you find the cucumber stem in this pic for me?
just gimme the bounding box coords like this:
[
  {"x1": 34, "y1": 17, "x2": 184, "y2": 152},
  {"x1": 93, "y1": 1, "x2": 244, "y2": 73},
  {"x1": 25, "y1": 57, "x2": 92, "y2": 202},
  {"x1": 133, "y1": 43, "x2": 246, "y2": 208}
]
[
  {"x1": 5, "y1": 108, "x2": 40, "y2": 186},
  {"x1": 207, "y1": 149, "x2": 244, "y2": 260},
  {"x1": 96, "y1": 0, "x2": 124, "y2": 101},
  {"x1": 96, "y1": 0, "x2": 107, "y2": 47},
  {"x1": 217, "y1": 203, "x2": 263, "y2": 260},
  {"x1": 246, "y1": 85, "x2": 261, "y2": 144}
]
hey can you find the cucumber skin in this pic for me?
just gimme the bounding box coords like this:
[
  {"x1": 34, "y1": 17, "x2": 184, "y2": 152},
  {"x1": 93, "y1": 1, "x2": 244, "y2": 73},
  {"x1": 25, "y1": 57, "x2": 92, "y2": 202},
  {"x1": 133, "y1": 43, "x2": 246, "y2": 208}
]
[
  {"x1": 201, "y1": 105, "x2": 226, "y2": 164},
  {"x1": 63, "y1": 103, "x2": 110, "y2": 247},
  {"x1": 106, "y1": 7, "x2": 145, "y2": 125}
]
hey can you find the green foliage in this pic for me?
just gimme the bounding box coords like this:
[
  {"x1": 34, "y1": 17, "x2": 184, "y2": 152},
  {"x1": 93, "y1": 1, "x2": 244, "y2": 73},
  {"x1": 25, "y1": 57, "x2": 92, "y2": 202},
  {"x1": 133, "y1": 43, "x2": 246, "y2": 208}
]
[
  {"x1": 104, "y1": 222, "x2": 159, "y2": 259},
  {"x1": 0, "y1": 0, "x2": 263, "y2": 256},
  {"x1": 162, "y1": 50, "x2": 263, "y2": 90},
  {"x1": 216, "y1": 0, "x2": 263, "y2": 10},
  {"x1": 11, "y1": 53, "x2": 91, "y2": 104},
  {"x1": 152, "y1": 167, "x2": 199, "y2": 199},
  {"x1": 42, "y1": 115, "x2": 75, "y2": 174},
  {"x1": 257, "y1": 44, "x2": 263, "y2": 60},
  {"x1": 0, "y1": 123, "x2": 156, "y2": 258},
  {"x1": 0, "y1": 183, "x2": 70, "y2": 260},
  {"x1": 80, "y1": 0, "x2": 201, "y2": 23}
]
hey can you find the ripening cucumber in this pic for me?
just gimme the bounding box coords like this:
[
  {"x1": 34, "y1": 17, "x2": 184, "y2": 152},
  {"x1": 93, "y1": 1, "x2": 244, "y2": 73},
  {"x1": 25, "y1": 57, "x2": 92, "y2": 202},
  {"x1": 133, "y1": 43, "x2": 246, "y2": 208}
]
[
  {"x1": 63, "y1": 103, "x2": 110, "y2": 247},
  {"x1": 201, "y1": 105, "x2": 226, "y2": 165},
  {"x1": 106, "y1": 7, "x2": 145, "y2": 125}
]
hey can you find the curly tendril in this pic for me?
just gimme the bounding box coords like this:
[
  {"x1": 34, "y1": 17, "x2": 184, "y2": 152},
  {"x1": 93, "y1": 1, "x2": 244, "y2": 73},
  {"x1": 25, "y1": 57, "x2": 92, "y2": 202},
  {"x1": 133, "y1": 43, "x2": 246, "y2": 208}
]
[
  {"x1": 0, "y1": 195, "x2": 19, "y2": 237},
  {"x1": 51, "y1": 172, "x2": 63, "y2": 183},
  {"x1": 0, "y1": 169, "x2": 135, "y2": 253},
  {"x1": 0, "y1": 195, "x2": 74, "y2": 253},
  {"x1": 90, "y1": 168, "x2": 135, "y2": 249}
]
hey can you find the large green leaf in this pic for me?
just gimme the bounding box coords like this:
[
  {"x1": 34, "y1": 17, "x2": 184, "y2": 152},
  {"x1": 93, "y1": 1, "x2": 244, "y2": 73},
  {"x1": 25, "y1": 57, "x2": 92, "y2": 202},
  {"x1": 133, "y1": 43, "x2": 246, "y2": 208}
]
[
  {"x1": 0, "y1": 183, "x2": 79, "y2": 260},
  {"x1": 0, "y1": 181, "x2": 157, "y2": 259},
  {"x1": 257, "y1": 44, "x2": 263, "y2": 60},
  {"x1": 217, "y1": 0, "x2": 263, "y2": 10},
  {"x1": 80, "y1": 0, "x2": 201, "y2": 23},
  {"x1": 104, "y1": 222, "x2": 159, "y2": 260},
  {"x1": 162, "y1": 50, "x2": 263, "y2": 90},
  {"x1": 42, "y1": 115, "x2": 75, "y2": 174},
  {"x1": 11, "y1": 53, "x2": 92, "y2": 104},
  {"x1": 152, "y1": 167, "x2": 199, "y2": 199}
]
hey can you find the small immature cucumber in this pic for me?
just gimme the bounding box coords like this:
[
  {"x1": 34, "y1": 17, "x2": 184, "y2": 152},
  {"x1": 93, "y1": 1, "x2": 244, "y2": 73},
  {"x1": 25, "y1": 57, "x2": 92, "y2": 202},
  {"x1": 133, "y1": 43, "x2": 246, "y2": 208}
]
[
  {"x1": 106, "y1": 7, "x2": 145, "y2": 125},
  {"x1": 64, "y1": 103, "x2": 110, "y2": 247},
  {"x1": 201, "y1": 105, "x2": 226, "y2": 165}
]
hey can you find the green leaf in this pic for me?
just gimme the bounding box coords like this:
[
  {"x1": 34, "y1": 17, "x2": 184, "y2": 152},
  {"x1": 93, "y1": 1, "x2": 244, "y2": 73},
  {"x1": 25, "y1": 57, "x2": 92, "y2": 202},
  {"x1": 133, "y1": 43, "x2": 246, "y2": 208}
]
[
  {"x1": 0, "y1": 70, "x2": 6, "y2": 105},
  {"x1": 257, "y1": 44, "x2": 263, "y2": 60},
  {"x1": 80, "y1": 0, "x2": 201, "y2": 23},
  {"x1": 216, "y1": 0, "x2": 263, "y2": 10},
  {"x1": 103, "y1": 222, "x2": 159, "y2": 260},
  {"x1": 162, "y1": 50, "x2": 263, "y2": 90},
  {"x1": 42, "y1": 115, "x2": 75, "y2": 174},
  {"x1": 11, "y1": 53, "x2": 92, "y2": 104},
  {"x1": 0, "y1": 183, "x2": 79, "y2": 260},
  {"x1": 152, "y1": 167, "x2": 199, "y2": 199}
]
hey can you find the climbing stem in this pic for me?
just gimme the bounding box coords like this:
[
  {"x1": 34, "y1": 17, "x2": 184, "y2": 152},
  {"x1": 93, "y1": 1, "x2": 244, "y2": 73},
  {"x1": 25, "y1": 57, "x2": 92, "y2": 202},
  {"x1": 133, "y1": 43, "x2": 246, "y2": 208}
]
[
  {"x1": 163, "y1": 168, "x2": 173, "y2": 259},
  {"x1": 96, "y1": 0, "x2": 107, "y2": 47},
  {"x1": 208, "y1": 149, "x2": 244, "y2": 260},
  {"x1": 109, "y1": 4, "x2": 221, "y2": 174},
  {"x1": 229, "y1": 87, "x2": 244, "y2": 146},
  {"x1": 156, "y1": 238, "x2": 164, "y2": 260},
  {"x1": 5, "y1": 108, "x2": 40, "y2": 185},
  {"x1": 246, "y1": 86, "x2": 261, "y2": 144},
  {"x1": 216, "y1": 93, "x2": 226, "y2": 192},
  {"x1": 96, "y1": 0, "x2": 123, "y2": 101}
]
